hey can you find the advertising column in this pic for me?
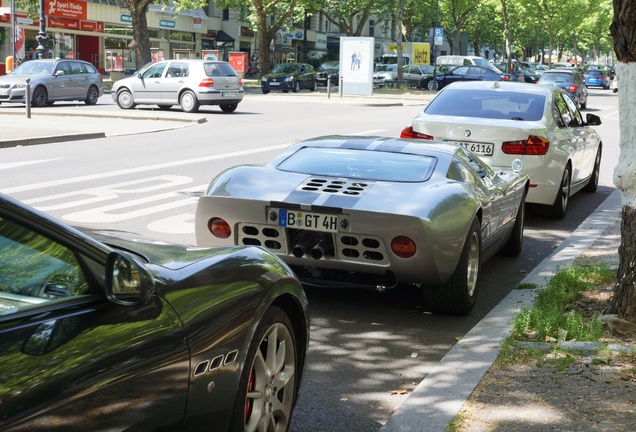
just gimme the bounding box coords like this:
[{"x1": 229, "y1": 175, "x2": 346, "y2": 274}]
[{"x1": 339, "y1": 37, "x2": 374, "y2": 96}]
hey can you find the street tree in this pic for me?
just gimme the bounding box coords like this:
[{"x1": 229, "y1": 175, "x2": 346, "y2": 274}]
[
  {"x1": 439, "y1": 0, "x2": 479, "y2": 54},
  {"x1": 609, "y1": 0, "x2": 636, "y2": 325}
]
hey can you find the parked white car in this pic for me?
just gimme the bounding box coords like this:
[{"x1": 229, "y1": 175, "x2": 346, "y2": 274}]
[
  {"x1": 111, "y1": 59, "x2": 244, "y2": 113},
  {"x1": 401, "y1": 81, "x2": 603, "y2": 219}
]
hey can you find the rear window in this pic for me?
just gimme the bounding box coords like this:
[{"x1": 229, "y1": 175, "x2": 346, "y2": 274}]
[
  {"x1": 539, "y1": 73, "x2": 574, "y2": 84},
  {"x1": 204, "y1": 62, "x2": 238, "y2": 77},
  {"x1": 587, "y1": 70, "x2": 602, "y2": 76},
  {"x1": 424, "y1": 89, "x2": 545, "y2": 121},
  {"x1": 277, "y1": 147, "x2": 437, "y2": 182}
]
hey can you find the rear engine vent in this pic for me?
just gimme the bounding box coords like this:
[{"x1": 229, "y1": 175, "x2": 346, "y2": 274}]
[{"x1": 298, "y1": 178, "x2": 373, "y2": 196}]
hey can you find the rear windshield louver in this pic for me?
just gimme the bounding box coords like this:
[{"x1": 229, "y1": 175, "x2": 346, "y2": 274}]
[{"x1": 298, "y1": 178, "x2": 372, "y2": 196}]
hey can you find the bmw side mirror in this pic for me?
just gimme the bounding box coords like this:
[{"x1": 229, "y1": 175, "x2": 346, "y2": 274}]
[
  {"x1": 105, "y1": 252, "x2": 154, "y2": 306},
  {"x1": 586, "y1": 113, "x2": 602, "y2": 126}
]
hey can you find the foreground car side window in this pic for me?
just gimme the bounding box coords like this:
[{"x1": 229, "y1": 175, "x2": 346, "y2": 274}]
[{"x1": 0, "y1": 217, "x2": 90, "y2": 315}]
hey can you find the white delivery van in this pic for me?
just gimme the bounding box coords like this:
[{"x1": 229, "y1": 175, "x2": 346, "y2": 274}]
[{"x1": 436, "y1": 55, "x2": 490, "y2": 67}]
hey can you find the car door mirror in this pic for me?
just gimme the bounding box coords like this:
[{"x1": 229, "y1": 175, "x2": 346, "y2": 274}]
[
  {"x1": 105, "y1": 252, "x2": 154, "y2": 306},
  {"x1": 585, "y1": 113, "x2": 602, "y2": 126}
]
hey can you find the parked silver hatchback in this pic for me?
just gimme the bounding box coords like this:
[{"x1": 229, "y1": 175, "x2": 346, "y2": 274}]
[
  {"x1": 0, "y1": 59, "x2": 104, "y2": 107},
  {"x1": 111, "y1": 59, "x2": 244, "y2": 113}
]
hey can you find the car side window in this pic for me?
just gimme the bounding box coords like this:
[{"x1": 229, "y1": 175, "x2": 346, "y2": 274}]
[
  {"x1": 562, "y1": 94, "x2": 584, "y2": 126},
  {"x1": 166, "y1": 62, "x2": 187, "y2": 78},
  {"x1": 0, "y1": 217, "x2": 91, "y2": 315},
  {"x1": 55, "y1": 62, "x2": 71, "y2": 75},
  {"x1": 553, "y1": 94, "x2": 572, "y2": 127},
  {"x1": 144, "y1": 63, "x2": 166, "y2": 78}
]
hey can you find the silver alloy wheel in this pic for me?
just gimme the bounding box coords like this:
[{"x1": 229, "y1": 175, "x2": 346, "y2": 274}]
[
  {"x1": 85, "y1": 86, "x2": 99, "y2": 105},
  {"x1": 116, "y1": 89, "x2": 135, "y2": 109},
  {"x1": 180, "y1": 90, "x2": 199, "y2": 113},
  {"x1": 244, "y1": 321, "x2": 296, "y2": 432},
  {"x1": 465, "y1": 231, "x2": 480, "y2": 298},
  {"x1": 427, "y1": 79, "x2": 439, "y2": 91},
  {"x1": 32, "y1": 86, "x2": 48, "y2": 107}
]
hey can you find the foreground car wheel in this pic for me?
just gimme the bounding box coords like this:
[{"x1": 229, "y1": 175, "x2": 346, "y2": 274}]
[
  {"x1": 32, "y1": 86, "x2": 48, "y2": 107},
  {"x1": 545, "y1": 166, "x2": 571, "y2": 219},
  {"x1": 231, "y1": 306, "x2": 298, "y2": 432},
  {"x1": 424, "y1": 217, "x2": 481, "y2": 316},
  {"x1": 583, "y1": 146, "x2": 602, "y2": 193},
  {"x1": 116, "y1": 89, "x2": 136, "y2": 109},
  {"x1": 85, "y1": 86, "x2": 99, "y2": 105},
  {"x1": 180, "y1": 90, "x2": 200, "y2": 113},
  {"x1": 220, "y1": 103, "x2": 238, "y2": 113}
]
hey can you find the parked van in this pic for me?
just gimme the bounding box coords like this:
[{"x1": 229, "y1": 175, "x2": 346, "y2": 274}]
[{"x1": 436, "y1": 55, "x2": 490, "y2": 67}]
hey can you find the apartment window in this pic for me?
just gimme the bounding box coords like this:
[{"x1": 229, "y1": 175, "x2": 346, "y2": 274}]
[
  {"x1": 369, "y1": 20, "x2": 375, "y2": 37},
  {"x1": 222, "y1": 8, "x2": 229, "y2": 20}
]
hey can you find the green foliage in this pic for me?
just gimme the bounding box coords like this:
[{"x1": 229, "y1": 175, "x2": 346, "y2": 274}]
[{"x1": 510, "y1": 263, "x2": 615, "y2": 343}]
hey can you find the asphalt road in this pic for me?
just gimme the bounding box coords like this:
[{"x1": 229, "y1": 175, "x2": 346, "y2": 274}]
[{"x1": 0, "y1": 88, "x2": 620, "y2": 431}]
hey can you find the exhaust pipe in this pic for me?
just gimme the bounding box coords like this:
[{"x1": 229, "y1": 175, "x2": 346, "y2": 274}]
[
  {"x1": 292, "y1": 231, "x2": 319, "y2": 258},
  {"x1": 310, "y1": 235, "x2": 334, "y2": 260}
]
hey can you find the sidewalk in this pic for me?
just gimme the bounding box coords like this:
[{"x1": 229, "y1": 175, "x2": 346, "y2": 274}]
[{"x1": 381, "y1": 189, "x2": 629, "y2": 432}]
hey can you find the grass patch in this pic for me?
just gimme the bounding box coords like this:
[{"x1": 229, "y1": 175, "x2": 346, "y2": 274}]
[{"x1": 510, "y1": 263, "x2": 615, "y2": 343}]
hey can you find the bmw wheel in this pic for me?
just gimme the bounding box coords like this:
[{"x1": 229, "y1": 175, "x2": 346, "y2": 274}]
[
  {"x1": 424, "y1": 217, "x2": 481, "y2": 316},
  {"x1": 32, "y1": 86, "x2": 48, "y2": 107},
  {"x1": 116, "y1": 89, "x2": 136, "y2": 109},
  {"x1": 180, "y1": 90, "x2": 200, "y2": 113},
  {"x1": 85, "y1": 86, "x2": 99, "y2": 105},
  {"x1": 545, "y1": 166, "x2": 571, "y2": 219},
  {"x1": 230, "y1": 306, "x2": 298, "y2": 432}
]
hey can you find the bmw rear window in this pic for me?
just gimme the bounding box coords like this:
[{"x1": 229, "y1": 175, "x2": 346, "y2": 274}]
[
  {"x1": 277, "y1": 147, "x2": 436, "y2": 182},
  {"x1": 424, "y1": 89, "x2": 546, "y2": 121}
]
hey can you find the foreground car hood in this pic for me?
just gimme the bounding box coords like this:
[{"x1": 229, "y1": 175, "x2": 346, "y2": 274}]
[{"x1": 86, "y1": 228, "x2": 240, "y2": 270}]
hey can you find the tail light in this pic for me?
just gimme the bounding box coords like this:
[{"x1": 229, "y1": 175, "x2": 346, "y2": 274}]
[
  {"x1": 391, "y1": 236, "x2": 416, "y2": 258},
  {"x1": 502, "y1": 76, "x2": 511, "y2": 81},
  {"x1": 502, "y1": 136, "x2": 550, "y2": 155},
  {"x1": 208, "y1": 217, "x2": 231, "y2": 239},
  {"x1": 199, "y1": 78, "x2": 214, "y2": 87},
  {"x1": 400, "y1": 126, "x2": 434, "y2": 140},
  {"x1": 568, "y1": 83, "x2": 577, "y2": 93},
  {"x1": 239, "y1": 78, "x2": 243, "y2": 86}
]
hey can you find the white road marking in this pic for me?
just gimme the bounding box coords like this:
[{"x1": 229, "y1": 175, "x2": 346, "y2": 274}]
[{"x1": 0, "y1": 159, "x2": 61, "y2": 170}]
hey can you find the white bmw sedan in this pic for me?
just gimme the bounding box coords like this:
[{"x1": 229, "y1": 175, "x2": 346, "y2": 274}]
[{"x1": 401, "y1": 81, "x2": 602, "y2": 219}]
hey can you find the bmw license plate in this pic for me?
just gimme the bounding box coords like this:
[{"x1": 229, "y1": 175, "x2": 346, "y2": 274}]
[
  {"x1": 456, "y1": 141, "x2": 494, "y2": 156},
  {"x1": 275, "y1": 208, "x2": 340, "y2": 233},
  {"x1": 221, "y1": 91, "x2": 237, "y2": 97}
]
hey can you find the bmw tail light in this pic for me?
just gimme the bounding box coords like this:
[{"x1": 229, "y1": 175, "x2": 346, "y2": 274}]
[
  {"x1": 502, "y1": 136, "x2": 550, "y2": 155},
  {"x1": 208, "y1": 218, "x2": 231, "y2": 239},
  {"x1": 391, "y1": 236, "x2": 416, "y2": 258},
  {"x1": 400, "y1": 126, "x2": 434, "y2": 140},
  {"x1": 200, "y1": 78, "x2": 214, "y2": 87}
]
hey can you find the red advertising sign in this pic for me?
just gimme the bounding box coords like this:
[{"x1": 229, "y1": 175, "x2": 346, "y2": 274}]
[
  {"x1": 45, "y1": 0, "x2": 87, "y2": 20},
  {"x1": 49, "y1": 16, "x2": 80, "y2": 30},
  {"x1": 80, "y1": 20, "x2": 103, "y2": 32}
]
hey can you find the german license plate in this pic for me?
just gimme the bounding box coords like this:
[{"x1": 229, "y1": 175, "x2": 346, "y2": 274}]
[
  {"x1": 221, "y1": 91, "x2": 237, "y2": 97},
  {"x1": 269, "y1": 82, "x2": 281, "y2": 86},
  {"x1": 0, "y1": 89, "x2": 8, "y2": 96},
  {"x1": 456, "y1": 141, "x2": 494, "y2": 156},
  {"x1": 275, "y1": 209, "x2": 340, "y2": 233}
]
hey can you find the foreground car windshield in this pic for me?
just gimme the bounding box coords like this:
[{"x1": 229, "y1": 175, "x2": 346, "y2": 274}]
[
  {"x1": 272, "y1": 64, "x2": 298, "y2": 73},
  {"x1": 424, "y1": 88, "x2": 546, "y2": 121},
  {"x1": 277, "y1": 147, "x2": 436, "y2": 182}
]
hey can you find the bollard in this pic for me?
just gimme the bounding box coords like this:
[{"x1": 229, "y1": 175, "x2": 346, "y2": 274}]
[
  {"x1": 25, "y1": 78, "x2": 31, "y2": 119},
  {"x1": 327, "y1": 76, "x2": 331, "y2": 99}
]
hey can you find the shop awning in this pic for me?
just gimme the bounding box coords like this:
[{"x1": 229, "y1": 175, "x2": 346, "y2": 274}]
[{"x1": 216, "y1": 30, "x2": 235, "y2": 42}]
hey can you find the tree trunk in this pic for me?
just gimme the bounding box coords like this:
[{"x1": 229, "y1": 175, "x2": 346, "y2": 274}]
[
  {"x1": 131, "y1": 8, "x2": 151, "y2": 68},
  {"x1": 609, "y1": 0, "x2": 636, "y2": 322}
]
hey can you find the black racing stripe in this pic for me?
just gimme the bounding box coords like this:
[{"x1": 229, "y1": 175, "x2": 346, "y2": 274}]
[
  {"x1": 271, "y1": 201, "x2": 302, "y2": 210},
  {"x1": 321, "y1": 193, "x2": 364, "y2": 209}
]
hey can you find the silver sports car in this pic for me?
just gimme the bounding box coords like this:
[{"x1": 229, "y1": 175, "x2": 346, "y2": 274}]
[{"x1": 195, "y1": 136, "x2": 529, "y2": 316}]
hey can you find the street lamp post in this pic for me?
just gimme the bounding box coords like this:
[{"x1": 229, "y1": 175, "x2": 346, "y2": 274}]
[{"x1": 35, "y1": 0, "x2": 48, "y2": 59}]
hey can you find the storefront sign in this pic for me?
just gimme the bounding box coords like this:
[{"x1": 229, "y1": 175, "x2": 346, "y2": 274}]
[
  {"x1": 81, "y1": 21, "x2": 104, "y2": 32},
  {"x1": 120, "y1": 14, "x2": 132, "y2": 23},
  {"x1": 45, "y1": 0, "x2": 87, "y2": 20},
  {"x1": 49, "y1": 17, "x2": 80, "y2": 30},
  {"x1": 194, "y1": 17, "x2": 201, "y2": 29},
  {"x1": 159, "y1": 19, "x2": 175, "y2": 28}
]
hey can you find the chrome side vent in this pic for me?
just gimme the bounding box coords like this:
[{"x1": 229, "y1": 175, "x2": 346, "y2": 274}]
[
  {"x1": 336, "y1": 234, "x2": 388, "y2": 264},
  {"x1": 238, "y1": 223, "x2": 287, "y2": 251}
]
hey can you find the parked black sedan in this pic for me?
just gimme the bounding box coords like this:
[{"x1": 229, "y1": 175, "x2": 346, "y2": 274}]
[
  {"x1": 0, "y1": 193, "x2": 309, "y2": 432},
  {"x1": 261, "y1": 63, "x2": 317, "y2": 93},
  {"x1": 426, "y1": 65, "x2": 513, "y2": 90},
  {"x1": 316, "y1": 61, "x2": 340, "y2": 86}
]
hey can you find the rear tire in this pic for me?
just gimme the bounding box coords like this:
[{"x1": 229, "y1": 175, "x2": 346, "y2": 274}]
[
  {"x1": 423, "y1": 217, "x2": 481, "y2": 316},
  {"x1": 230, "y1": 306, "x2": 298, "y2": 432},
  {"x1": 220, "y1": 103, "x2": 238, "y2": 113},
  {"x1": 180, "y1": 90, "x2": 200, "y2": 113},
  {"x1": 499, "y1": 193, "x2": 525, "y2": 257},
  {"x1": 85, "y1": 86, "x2": 99, "y2": 105},
  {"x1": 544, "y1": 166, "x2": 570, "y2": 219}
]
